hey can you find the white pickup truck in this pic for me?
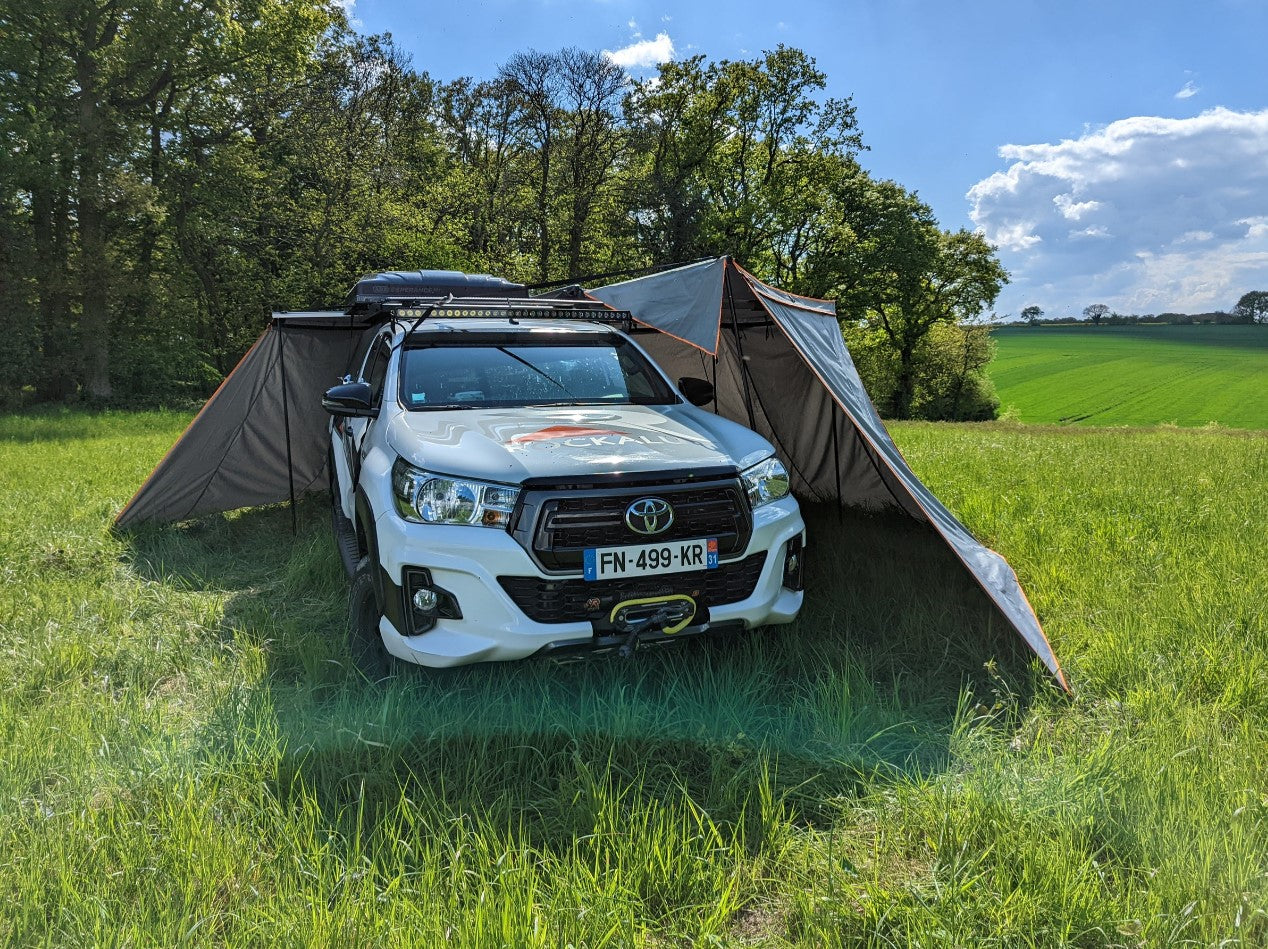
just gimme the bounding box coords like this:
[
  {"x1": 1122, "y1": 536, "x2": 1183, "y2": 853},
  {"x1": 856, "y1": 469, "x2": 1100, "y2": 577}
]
[{"x1": 324, "y1": 298, "x2": 806, "y2": 677}]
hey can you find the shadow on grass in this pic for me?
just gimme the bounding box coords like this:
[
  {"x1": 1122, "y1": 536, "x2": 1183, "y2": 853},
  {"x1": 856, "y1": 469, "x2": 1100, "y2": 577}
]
[{"x1": 123, "y1": 496, "x2": 1045, "y2": 838}]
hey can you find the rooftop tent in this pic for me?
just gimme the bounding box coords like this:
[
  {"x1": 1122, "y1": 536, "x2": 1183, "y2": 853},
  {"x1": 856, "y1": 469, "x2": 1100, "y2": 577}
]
[{"x1": 591, "y1": 258, "x2": 1068, "y2": 690}]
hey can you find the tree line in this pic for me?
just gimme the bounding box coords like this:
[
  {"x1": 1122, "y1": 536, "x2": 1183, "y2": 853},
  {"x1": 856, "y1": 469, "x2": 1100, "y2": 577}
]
[
  {"x1": 1018, "y1": 291, "x2": 1268, "y2": 326},
  {"x1": 0, "y1": 0, "x2": 1006, "y2": 420}
]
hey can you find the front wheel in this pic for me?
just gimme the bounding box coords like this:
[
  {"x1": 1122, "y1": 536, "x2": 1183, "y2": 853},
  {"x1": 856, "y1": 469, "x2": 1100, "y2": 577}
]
[{"x1": 348, "y1": 556, "x2": 395, "y2": 682}]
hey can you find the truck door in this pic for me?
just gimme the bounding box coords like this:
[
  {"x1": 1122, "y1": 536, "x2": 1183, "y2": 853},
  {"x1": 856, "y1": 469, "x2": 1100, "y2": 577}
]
[{"x1": 339, "y1": 333, "x2": 392, "y2": 496}]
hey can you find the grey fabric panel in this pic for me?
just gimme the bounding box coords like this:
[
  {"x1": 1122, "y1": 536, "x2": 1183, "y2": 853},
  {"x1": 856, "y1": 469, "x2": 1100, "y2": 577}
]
[
  {"x1": 745, "y1": 272, "x2": 835, "y2": 316},
  {"x1": 634, "y1": 323, "x2": 901, "y2": 508},
  {"x1": 633, "y1": 330, "x2": 716, "y2": 386},
  {"x1": 750, "y1": 283, "x2": 1066, "y2": 686},
  {"x1": 115, "y1": 324, "x2": 355, "y2": 528},
  {"x1": 590, "y1": 258, "x2": 725, "y2": 354},
  {"x1": 735, "y1": 327, "x2": 902, "y2": 507}
]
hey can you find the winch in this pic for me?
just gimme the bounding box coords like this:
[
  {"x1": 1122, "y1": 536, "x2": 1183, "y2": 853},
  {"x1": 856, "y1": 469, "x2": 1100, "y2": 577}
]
[{"x1": 609, "y1": 595, "x2": 697, "y2": 657}]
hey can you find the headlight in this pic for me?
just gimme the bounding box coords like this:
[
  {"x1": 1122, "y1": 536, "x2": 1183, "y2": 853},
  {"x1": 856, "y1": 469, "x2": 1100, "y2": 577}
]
[
  {"x1": 741, "y1": 456, "x2": 790, "y2": 507},
  {"x1": 392, "y1": 459, "x2": 519, "y2": 528}
]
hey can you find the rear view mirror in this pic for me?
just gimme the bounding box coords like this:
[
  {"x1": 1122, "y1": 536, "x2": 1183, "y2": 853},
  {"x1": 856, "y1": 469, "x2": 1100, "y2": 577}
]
[
  {"x1": 678, "y1": 376, "x2": 715, "y2": 407},
  {"x1": 323, "y1": 381, "x2": 377, "y2": 418}
]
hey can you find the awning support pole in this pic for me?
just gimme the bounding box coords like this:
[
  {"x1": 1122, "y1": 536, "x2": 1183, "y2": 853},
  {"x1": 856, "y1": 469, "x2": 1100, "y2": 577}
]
[
  {"x1": 724, "y1": 261, "x2": 758, "y2": 431},
  {"x1": 830, "y1": 405, "x2": 844, "y2": 522},
  {"x1": 277, "y1": 321, "x2": 298, "y2": 535}
]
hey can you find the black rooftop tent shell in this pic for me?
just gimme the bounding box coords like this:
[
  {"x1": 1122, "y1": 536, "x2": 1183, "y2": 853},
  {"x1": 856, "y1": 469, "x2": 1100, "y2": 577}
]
[
  {"x1": 346, "y1": 270, "x2": 526, "y2": 308},
  {"x1": 114, "y1": 261, "x2": 1068, "y2": 691}
]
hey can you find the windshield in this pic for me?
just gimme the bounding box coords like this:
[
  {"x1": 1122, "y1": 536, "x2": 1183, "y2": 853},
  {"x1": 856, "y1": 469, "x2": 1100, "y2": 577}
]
[{"x1": 398, "y1": 336, "x2": 679, "y2": 410}]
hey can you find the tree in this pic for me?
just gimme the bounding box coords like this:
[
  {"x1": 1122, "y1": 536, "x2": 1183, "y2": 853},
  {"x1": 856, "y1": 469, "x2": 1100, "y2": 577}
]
[
  {"x1": 1084, "y1": 303, "x2": 1109, "y2": 326},
  {"x1": 842, "y1": 318, "x2": 999, "y2": 422},
  {"x1": 434, "y1": 75, "x2": 535, "y2": 274},
  {"x1": 1233, "y1": 290, "x2": 1268, "y2": 324},
  {"x1": 623, "y1": 55, "x2": 731, "y2": 264},
  {"x1": 814, "y1": 174, "x2": 1007, "y2": 418},
  {"x1": 499, "y1": 51, "x2": 562, "y2": 282},
  {"x1": 1021, "y1": 305, "x2": 1043, "y2": 325},
  {"x1": 697, "y1": 46, "x2": 862, "y2": 277},
  {"x1": 3, "y1": 0, "x2": 193, "y2": 397},
  {"x1": 555, "y1": 49, "x2": 628, "y2": 279},
  {"x1": 624, "y1": 46, "x2": 862, "y2": 278}
]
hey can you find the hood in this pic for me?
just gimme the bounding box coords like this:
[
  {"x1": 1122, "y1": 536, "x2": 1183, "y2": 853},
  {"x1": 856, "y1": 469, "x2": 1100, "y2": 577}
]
[{"x1": 385, "y1": 404, "x2": 773, "y2": 483}]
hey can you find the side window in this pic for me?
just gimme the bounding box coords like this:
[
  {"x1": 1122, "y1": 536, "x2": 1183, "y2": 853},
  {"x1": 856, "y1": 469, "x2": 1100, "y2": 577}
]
[
  {"x1": 362, "y1": 337, "x2": 392, "y2": 406},
  {"x1": 618, "y1": 349, "x2": 656, "y2": 400}
]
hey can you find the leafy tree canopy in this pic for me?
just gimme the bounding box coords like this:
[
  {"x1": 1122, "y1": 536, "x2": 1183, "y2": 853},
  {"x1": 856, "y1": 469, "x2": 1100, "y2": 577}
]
[{"x1": 0, "y1": 14, "x2": 1006, "y2": 421}]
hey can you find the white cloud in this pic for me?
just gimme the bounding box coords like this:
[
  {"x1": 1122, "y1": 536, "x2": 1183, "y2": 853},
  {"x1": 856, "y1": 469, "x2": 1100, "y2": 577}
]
[
  {"x1": 969, "y1": 108, "x2": 1268, "y2": 316},
  {"x1": 1053, "y1": 194, "x2": 1100, "y2": 220},
  {"x1": 1175, "y1": 80, "x2": 1199, "y2": 100},
  {"x1": 603, "y1": 32, "x2": 675, "y2": 69},
  {"x1": 1243, "y1": 217, "x2": 1268, "y2": 240},
  {"x1": 993, "y1": 222, "x2": 1043, "y2": 251}
]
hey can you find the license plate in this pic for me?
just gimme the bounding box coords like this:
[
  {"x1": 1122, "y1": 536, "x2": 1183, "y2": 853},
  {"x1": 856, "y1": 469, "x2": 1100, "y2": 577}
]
[{"x1": 583, "y1": 538, "x2": 718, "y2": 581}]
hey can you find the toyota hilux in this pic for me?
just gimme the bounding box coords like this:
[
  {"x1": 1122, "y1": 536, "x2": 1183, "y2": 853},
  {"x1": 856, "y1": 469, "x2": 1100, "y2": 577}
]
[{"x1": 323, "y1": 286, "x2": 806, "y2": 676}]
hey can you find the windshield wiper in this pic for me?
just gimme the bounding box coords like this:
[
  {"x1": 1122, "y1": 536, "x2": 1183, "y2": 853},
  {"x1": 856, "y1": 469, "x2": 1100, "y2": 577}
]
[{"x1": 496, "y1": 348, "x2": 575, "y2": 397}]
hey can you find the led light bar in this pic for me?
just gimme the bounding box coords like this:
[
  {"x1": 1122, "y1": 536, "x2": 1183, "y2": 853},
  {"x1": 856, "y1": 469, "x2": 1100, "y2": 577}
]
[{"x1": 393, "y1": 303, "x2": 631, "y2": 323}]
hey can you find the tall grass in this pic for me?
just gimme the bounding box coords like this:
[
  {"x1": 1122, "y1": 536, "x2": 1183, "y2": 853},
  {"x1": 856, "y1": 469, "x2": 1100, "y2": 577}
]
[{"x1": 1, "y1": 410, "x2": 1265, "y2": 945}]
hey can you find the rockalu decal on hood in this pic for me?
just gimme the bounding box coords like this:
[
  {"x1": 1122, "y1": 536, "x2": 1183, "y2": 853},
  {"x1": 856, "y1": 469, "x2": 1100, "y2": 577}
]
[
  {"x1": 385, "y1": 405, "x2": 772, "y2": 483},
  {"x1": 507, "y1": 425, "x2": 624, "y2": 444},
  {"x1": 507, "y1": 425, "x2": 689, "y2": 449}
]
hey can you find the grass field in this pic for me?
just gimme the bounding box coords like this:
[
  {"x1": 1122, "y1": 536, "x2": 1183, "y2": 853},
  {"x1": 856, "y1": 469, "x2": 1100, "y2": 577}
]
[
  {"x1": 2, "y1": 409, "x2": 1267, "y2": 945},
  {"x1": 989, "y1": 324, "x2": 1268, "y2": 429}
]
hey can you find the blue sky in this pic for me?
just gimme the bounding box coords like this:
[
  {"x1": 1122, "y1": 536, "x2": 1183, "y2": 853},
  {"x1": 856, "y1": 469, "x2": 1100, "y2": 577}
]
[{"x1": 348, "y1": 0, "x2": 1268, "y2": 318}]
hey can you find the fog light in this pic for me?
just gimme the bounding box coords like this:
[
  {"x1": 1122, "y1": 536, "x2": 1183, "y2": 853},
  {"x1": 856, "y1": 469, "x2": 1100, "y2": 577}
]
[
  {"x1": 402, "y1": 567, "x2": 462, "y2": 635},
  {"x1": 782, "y1": 535, "x2": 805, "y2": 591}
]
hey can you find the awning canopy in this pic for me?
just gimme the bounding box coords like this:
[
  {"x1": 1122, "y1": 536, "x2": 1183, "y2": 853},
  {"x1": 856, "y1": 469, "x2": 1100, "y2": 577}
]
[{"x1": 115, "y1": 258, "x2": 1067, "y2": 690}]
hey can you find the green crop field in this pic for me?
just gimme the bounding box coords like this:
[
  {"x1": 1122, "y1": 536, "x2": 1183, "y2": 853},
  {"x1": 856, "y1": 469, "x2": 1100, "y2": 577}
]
[
  {"x1": 2, "y1": 409, "x2": 1267, "y2": 945},
  {"x1": 988, "y1": 324, "x2": 1268, "y2": 428}
]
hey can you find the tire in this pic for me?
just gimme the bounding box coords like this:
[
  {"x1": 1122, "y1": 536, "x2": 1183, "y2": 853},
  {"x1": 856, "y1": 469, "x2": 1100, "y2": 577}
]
[{"x1": 348, "y1": 555, "x2": 395, "y2": 682}]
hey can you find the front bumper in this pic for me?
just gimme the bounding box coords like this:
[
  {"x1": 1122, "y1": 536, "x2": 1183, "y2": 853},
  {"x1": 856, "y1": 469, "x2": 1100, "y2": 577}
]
[{"x1": 374, "y1": 495, "x2": 805, "y2": 667}]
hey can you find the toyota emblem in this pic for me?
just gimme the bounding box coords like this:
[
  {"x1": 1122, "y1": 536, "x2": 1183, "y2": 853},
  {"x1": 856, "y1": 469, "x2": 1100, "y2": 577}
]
[{"x1": 625, "y1": 497, "x2": 674, "y2": 535}]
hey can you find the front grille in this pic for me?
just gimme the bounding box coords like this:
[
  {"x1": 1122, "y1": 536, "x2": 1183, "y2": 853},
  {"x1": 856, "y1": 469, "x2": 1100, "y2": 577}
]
[
  {"x1": 522, "y1": 481, "x2": 752, "y2": 571},
  {"x1": 498, "y1": 552, "x2": 767, "y2": 625}
]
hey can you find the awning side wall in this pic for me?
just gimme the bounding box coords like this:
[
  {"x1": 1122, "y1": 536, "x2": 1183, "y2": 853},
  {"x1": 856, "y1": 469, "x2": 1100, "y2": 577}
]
[
  {"x1": 747, "y1": 278, "x2": 1067, "y2": 688},
  {"x1": 115, "y1": 323, "x2": 357, "y2": 528}
]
